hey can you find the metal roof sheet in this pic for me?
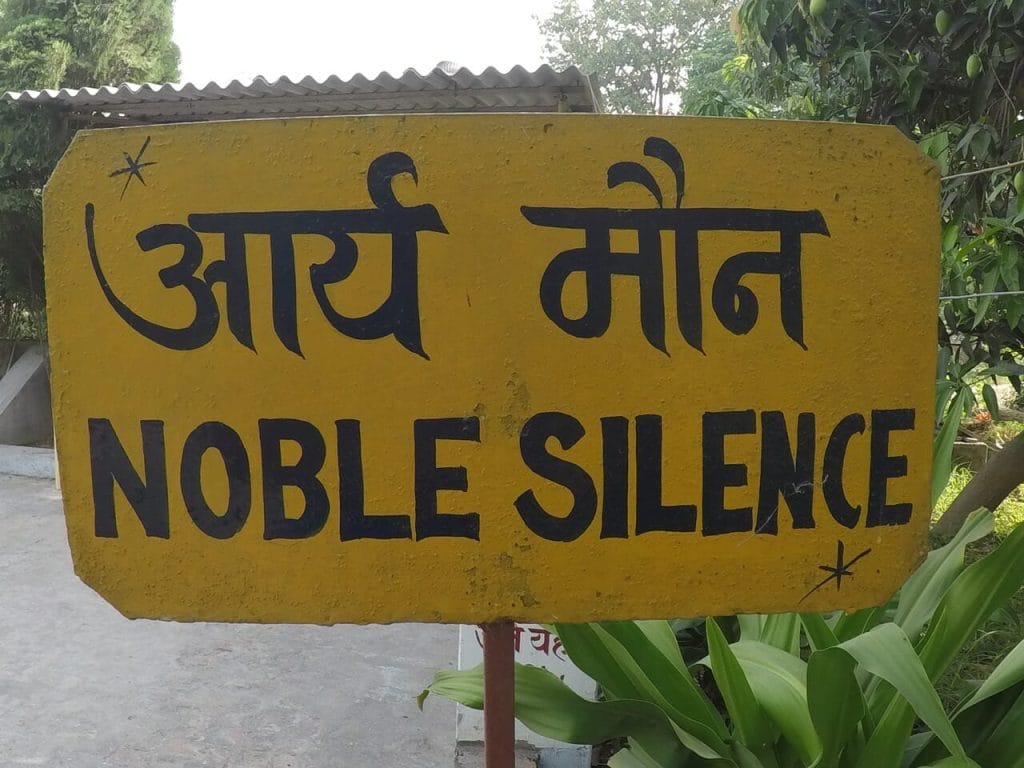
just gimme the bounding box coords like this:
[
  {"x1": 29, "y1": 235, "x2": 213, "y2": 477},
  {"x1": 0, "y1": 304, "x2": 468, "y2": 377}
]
[{"x1": 2, "y1": 65, "x2": 602, "y2": 124}]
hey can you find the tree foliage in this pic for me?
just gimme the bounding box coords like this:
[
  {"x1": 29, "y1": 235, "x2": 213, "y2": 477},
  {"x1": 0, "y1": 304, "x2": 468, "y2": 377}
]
[
  {"x1": 0, "y1": 0, "x2": 179, "y2": 340},
  {"x1": 737, "y1": 0, "x2": 1024, "y2": 523},
  {"x1": 538, "y1": 0, "x2": 731, "y2": 113}
]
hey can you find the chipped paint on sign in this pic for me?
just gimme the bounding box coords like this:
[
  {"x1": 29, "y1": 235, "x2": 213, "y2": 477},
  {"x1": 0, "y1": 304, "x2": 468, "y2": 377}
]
[{"x1": 44, "y1": 115, "x2": 939, "y2": 623}]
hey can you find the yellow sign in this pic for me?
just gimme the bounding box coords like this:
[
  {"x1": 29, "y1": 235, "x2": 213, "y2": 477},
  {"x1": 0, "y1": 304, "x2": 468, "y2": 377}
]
[{"x1": 45, "y1": 115, "x2": 939, "y2": 624}]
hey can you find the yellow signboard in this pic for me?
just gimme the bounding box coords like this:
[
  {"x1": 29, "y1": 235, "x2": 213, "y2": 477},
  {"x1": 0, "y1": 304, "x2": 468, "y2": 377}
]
[{"x1": 45, "y1": 115, "x2": 939, "y2": 624}]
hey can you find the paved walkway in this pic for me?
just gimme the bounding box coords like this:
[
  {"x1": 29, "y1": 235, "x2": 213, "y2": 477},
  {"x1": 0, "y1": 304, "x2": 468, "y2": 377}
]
[{"x1": 0, "y1": 474, "x2": 457, "y2": 767}]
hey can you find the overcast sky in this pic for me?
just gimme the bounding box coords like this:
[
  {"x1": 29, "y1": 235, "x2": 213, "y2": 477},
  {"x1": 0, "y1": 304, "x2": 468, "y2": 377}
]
[{"x1": 173, "y1": 0, "x2": 560, "y2": 84}]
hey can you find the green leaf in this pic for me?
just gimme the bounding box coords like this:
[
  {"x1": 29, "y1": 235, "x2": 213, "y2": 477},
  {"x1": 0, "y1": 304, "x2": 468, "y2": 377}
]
[
  {"x1": 817, "y1": 624, "x2": 971, "y2": 763},
  {"x1": 998, "y1": 243, "x2": 1020, "y2": 292},
  {"x1": 894, "y1": 508, "x2": 993, "y2": 642},
  {"x1": 971, "y1": 267, "x2": 1000, "y2": 329},
  {"x1": 856, "y1": 699, "x2": 916, "y2": 768},
  {"x1": 834, "y1": 604, "x2": 889, "y2": 643},
  {"x1": 921, "y1": 758, "x2": 984, "y2": 767},
  {"x1": 942, "y1": 220, "x2": 961, "y2": 253},
  {"x1": 608, "y1": 745, "x2": 659, "y2": 768},
  {"x1": 555, "y1": 623, "x2": 731, "y2": 756},
  {"x1": 933, "y1": 387, "x2": 969, "y2": 505},
  {"x1": 800, "y1": 612, "x2": 839, "y2": 651},
  {"x1": 972, "y1": 361, "x2": 1024, "y2": 378},
  {"x1": 634, "y1": 620, "x2": 688, "y2": 675},
  {"x1": 957, "y1": 637, "x2": 1024, "y2": 715},
  {"x1": 732, "y1": 641, "x2": 822, "y2": 765},
  {"x1": 806, "y1": 641, "x2": 865, "y2": 766},
  {"x1": 919, "y1": 520, "x2": 1024, "y2": 682},
  {"x1": 420, "y1": 662, "x2": 696, "y2": 765},
  {"x1": 738, "y1": 614, "x2": 765, "y2": 642},
  {"x1": 982, "y1": 383, "x2": 1001, "y2": 419},
  {"x1": 760, "y1": 613, "x2": 801, "y2": 654},
  {"x1": 935, "y1": 380, "x2": 955, "y2": 424},
  {"x1": 963, "y1": 689, "x2": 1024, "y2": 768},
  {"x1": 704, "y1": 618, "x2": 775, "y2": 759}
]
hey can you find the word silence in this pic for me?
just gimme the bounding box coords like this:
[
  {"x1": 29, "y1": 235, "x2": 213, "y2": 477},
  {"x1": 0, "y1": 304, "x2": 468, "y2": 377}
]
[{"x1": 45, "y1": 115, "x2": 939, "y2": 623}]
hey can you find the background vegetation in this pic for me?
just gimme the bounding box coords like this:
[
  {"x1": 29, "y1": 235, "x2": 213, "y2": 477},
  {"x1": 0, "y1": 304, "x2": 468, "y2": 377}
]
[{"x1": 0, "y1": 0, "x2": 178, "y2": 346}]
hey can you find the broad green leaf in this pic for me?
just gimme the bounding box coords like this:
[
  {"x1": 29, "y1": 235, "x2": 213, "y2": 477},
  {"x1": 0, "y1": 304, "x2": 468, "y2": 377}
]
[
  {"x1": 998, "y1": 242, "x2": 1020, "y2": 292},
  {"x1": 941, "y1": 219, "x2": 961, "y2": 253},
  {"x1": 738, "y1": 614, "x2": 765, "y2": 642},
  {"x1": 704, "y1": 619, "x2": 775, "y2": 761},
  {"x1": 919, "y1": 520, "x2": 1024, "y2": 682},
  {"x1": 982, "y1": 383, "x2": 1000, "y2": 419},
  {"x1": 932, "y1": 387, "x2": 969, "y2": 505},
  {"x1": 934, "y1": 379, "x2": 955, "y2": 424},
  {"x1": 834, "y1": 605, "x2": 889, "y2": 643},
  {"x1": 928, "y1": 684, "x2": 1024, "y2": 764},
  {"x1": 957, "y1": 637, "x2": 1024, "y2": 714},
  {"x1": 920, "y1": 758, "x2": 983, "y2": 768},
  {"x1": 555, "y1": 623, "x2": 731, "y2": 754},
  {"x1": 855, "y1": 699, "x2": 914, "y2": 768},
  {"x1": 420, "y1": 663, "x2": 698, "y2": 765},
  {"x1": 816, "y1": 624, "x2": 970, "y2": 763},
  {"x1": 800, "y1": 612, "x2": 838, "y2": 651},
  {"x1": 806, "y1": 641, "x2": 865, "y2": 767},
  {"x1": 760, "y1": 613, "x2": 801, "y2": 654},
  {"x1": 962, "y1": 688, "x2": 1024, "y2": 768},
  {"x1": 634, "y1": 620, "x2": 687, "y2": 674},
  {"x1": 732, "y1": 641, "x2": 821, "y2": 765},
  {"x1": 894, "y1": 508, "x2": 993, "y2": 642},
  {"x1": 971, "y1": 267, "x2": 1000, "y2": 329},
  {"x1": 608, "y1": 745, "x2": 658, "y2": 768},
  {"x1": 972, "y1": 361, "x2": 1024, "y2": 378}
]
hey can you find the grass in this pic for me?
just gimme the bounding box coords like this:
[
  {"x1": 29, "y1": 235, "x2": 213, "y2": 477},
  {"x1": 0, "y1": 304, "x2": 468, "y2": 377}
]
[{"x1": 934, "y1": 465, "x2": 1024, "y2": 536}]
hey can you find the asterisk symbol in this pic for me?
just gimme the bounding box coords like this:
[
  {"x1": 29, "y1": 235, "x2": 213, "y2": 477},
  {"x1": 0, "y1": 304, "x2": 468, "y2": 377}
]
[
  {"x1": 800, "y1": 540, "x2": 872, "y2": 603},
  {"x1": 109, "y1": 136, "x2": 157, "y2": 199}
]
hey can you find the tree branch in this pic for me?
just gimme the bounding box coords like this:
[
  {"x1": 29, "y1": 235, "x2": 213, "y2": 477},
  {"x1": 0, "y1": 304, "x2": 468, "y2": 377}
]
[
  {"x1": 942, "y1": 158, "x2": 1024, "y2": 181},
  {"x1": 933, "y1": 431, "x2": 1024, "y2": 538}
]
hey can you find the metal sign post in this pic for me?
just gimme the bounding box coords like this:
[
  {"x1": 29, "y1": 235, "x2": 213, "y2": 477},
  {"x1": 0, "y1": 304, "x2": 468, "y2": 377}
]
[{"x1": 481, "y1": 622, "x2": 515, "y2": 768}]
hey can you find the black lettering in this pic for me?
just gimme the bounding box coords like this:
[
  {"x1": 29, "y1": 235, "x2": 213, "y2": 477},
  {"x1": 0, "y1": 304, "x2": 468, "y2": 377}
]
[
  {"x1": 259, "y1": 418, "x2": 329, "y2": 539},
  {"x1": 756, "y1": 411, "x2": 815, "y2": 534},
  {"x1": 867, "y1": 409, "x2": 915, "y2": 527},
  {"x1": 337, "y1": 420, "x2": 412, "y2": 541},
  {"x1": 600, "y1": 417, "x2": 629, "y2": 538},
  {"x1": 179, "y1": 421, "x2": 251, "y2": 539},
  {"x1": 86, "y1": 204, "x2": 220, "y2": 351},
  {"x1": 636, "y1": 414, "x2": 696, "y2": 534},
  {"x1": 89, "y1": 418, "x2": 168, "y2": 538},
  {"x1": 515, "y1": 412, "x2": 597, "y2": 542},
  {"x1": 702, "y1": 410, "x2": 755, "y2": 536},
  {"x1": 823, "y1": 414, "x2": 866, "y2": 528},
  {"x1": 414, "y1": 417, "x2": 480, "y2": 540}
]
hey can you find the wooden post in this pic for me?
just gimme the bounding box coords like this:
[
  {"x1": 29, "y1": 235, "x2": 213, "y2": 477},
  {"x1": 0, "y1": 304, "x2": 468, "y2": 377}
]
[{"x1": 482, "y1": 621, "x2": 515, "y2": 768}]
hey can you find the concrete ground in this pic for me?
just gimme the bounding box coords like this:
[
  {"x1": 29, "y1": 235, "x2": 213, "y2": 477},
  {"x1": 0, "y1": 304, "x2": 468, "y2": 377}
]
[{"x1": 0, "y1": 474, "x2": 458, "y2": 767}]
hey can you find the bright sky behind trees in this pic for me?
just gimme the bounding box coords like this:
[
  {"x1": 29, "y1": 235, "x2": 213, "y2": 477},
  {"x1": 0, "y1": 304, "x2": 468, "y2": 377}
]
[{"x1": 173, "y1": 0, "x2": 557, "y2": 83}]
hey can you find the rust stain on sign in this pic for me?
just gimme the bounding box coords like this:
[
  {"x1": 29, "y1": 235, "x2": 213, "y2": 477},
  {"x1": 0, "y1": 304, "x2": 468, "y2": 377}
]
[{"x1": 44, "y1": 115, "x2": 938, "y2": 624}]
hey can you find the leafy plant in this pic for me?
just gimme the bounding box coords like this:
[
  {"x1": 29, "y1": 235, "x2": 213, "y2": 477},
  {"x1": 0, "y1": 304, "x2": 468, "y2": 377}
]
[
  {"x1": 421, "y1": 509, "x2": 1024, "y2": 766},
  {"x1": 0, "y1": 0, "x2": 180, "y2": 341},
  {"x1": 733, "y1": 0, "x2": 1024, "y2": 523}
]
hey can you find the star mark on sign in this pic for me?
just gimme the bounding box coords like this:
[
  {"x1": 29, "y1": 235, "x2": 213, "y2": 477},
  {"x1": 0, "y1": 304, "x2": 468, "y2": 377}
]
[
  {"x1": 109, "y1": 136, "x2": 156, "y2": 199},
  {"x1": 800, "y1": 540, "x2": 872, "y2": 603}
]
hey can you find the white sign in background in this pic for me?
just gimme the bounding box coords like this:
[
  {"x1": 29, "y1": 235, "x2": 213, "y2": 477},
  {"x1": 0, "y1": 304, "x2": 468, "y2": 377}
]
[{"x1": 456, "y1": 624, "x2": 596, "y2": 759}]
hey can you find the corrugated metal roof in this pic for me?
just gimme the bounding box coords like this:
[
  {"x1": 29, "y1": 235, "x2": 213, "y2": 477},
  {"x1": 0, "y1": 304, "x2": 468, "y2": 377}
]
[{"x1": 1, "y1": 65, "x2": 602, "y2": 124}]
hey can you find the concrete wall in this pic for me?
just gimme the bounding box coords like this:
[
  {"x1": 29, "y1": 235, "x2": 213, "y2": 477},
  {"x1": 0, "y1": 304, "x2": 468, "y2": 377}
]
[{"x1": 0, "y1": 343, "x2": 52, "y2": 446}]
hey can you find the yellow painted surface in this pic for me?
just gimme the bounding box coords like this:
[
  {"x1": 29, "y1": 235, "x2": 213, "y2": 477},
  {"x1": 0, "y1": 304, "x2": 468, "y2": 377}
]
[{"x1": 45, "y1": 115, "x2": 939, "y2": 624}]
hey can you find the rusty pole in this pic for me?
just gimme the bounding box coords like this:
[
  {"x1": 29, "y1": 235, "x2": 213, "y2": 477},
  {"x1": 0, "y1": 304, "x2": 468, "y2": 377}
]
[{"x1": 481, "y1": 621, "x2": 515, "y2": 768}]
